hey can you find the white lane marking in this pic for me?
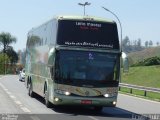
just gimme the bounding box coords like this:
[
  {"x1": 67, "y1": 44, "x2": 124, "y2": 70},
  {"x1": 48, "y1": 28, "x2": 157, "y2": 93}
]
[
  {"x1": 119, "y1": 93, "x2": 160, "y2": 104},
  {"x1": 6, "y1": 91, "x2": 11, "y2": 95},
  {"x1": 20, "y1": 107, "x2": 31, "y2": 113},
  {"x1": 14, "y1": 100, "x2": 22, "y2": 105},
  {"x1": 10, "y1": 95, "x2": 16, "y2": 99},
  {"x1": 30, "y1": 116, "x2": 41, "y2": 120},
  {"x1": 4, "y1": 88, "x2": 8, "y2": 91},
  {"x1": 0, "y1": 82, "x2": 31, "y2": 113},
  {"x1": 88, "y1": 116, "x2": 99, "y2": 120}
]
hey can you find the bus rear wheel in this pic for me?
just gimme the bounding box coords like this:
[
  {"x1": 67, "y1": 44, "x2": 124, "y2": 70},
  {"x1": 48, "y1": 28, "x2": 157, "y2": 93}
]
[{"x1": 28, "y1": 82, "x2": 35, "y2": 97}]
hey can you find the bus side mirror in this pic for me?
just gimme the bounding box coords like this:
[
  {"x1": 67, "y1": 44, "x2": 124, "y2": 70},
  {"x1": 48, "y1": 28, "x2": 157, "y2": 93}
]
[{"x1": 122, "y1": 52, "x2": 129, "y2": 73}]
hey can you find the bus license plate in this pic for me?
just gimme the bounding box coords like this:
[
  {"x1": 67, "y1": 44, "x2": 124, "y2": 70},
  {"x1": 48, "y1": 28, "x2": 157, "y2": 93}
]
[{"x1": 81, "y1": 100, "x2": 92, "y2": 104}]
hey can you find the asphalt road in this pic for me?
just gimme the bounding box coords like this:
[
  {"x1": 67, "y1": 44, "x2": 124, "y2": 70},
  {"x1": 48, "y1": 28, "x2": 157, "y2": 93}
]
[{"x1": 0, "y1": 75, "x2": 160, "y2": 120}]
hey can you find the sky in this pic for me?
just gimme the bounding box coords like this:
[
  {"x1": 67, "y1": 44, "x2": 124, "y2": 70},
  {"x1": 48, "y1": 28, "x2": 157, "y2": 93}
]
[{"x1": 0, "y1": 0, "x2": 160, "y2": 51}]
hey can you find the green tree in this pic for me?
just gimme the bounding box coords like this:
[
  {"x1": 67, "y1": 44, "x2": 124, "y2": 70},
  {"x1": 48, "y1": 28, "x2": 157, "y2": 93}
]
[
  {"x1": 122, "y1": 36, "x2": 130, "y2": 47},
  {"x1": 145, "y1": 41, "x2": 149, "y2": 48},
  {"x1": 0, "y1": 32, "x2": 17, "y2": 74},
  {"x1": 122, "y1": 36, "x2": 130, "y2": 52},
  {"x1": 6, "y1": 46, "x2": 18, "y2": 66},
  {"x1": 0, "y1": 32, "x2": 17, "y2": 54},
  {"x1": 137, "y1": 38, "x2": 141, "y2": 47},
  {"x1": 149, "y1": 40, "x2": 153, "y2": 47},
  {"x1": 0, "y1": 53, "x2": 10, "y2": 74}
]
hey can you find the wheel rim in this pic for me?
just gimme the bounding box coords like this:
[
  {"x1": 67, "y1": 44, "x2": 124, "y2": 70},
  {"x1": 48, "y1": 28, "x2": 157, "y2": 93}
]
[
  {"x1": 28, "y1": 84, "x2": 32, "y2": 96},
  {"x1": 44, "y1": 89, "x2": 48, "y2": 103}
]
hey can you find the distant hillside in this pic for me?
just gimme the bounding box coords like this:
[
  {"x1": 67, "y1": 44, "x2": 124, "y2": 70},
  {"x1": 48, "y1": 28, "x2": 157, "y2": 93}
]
[{"x1": 128, "y1": 46, "x2": 160, "y2": 65}]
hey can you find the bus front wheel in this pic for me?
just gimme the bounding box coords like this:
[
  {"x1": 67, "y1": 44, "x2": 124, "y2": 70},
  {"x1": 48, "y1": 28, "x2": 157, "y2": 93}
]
[{"x1": 44, "y1": 86, "x2": 52, "y2": 108}]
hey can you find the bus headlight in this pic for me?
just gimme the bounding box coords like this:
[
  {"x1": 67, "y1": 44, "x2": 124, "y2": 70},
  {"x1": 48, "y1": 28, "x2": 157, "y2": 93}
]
[
  {"x1": 104, "y1": 93, "x2": 116, "y2": 97},
  {"x1": 65, "y1": 91, "x2": 71, "y2": 96},
  {"x1": 104, "y1": 94, "x2": 109, "y2": 97},
  {"x1": 55, "y1": 89, "x2": 71, "y2": 96}
]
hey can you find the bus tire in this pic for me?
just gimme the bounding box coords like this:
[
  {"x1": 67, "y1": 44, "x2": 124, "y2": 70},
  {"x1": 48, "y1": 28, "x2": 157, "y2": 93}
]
[
  {"x1": 26, "y1": 77, "x2": 30, "y2": 88},
  {"x1": 44, "y1": 85, "x2": 52, "y2": 108},
  {"x1": 28, "y1": 82, "x2": 35, "y2": 97}
]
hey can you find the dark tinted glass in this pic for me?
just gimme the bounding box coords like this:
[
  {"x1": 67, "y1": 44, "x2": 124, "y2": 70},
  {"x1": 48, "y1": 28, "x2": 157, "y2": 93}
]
[{"x1": 55, "y1": 50, "x2": 120, "y2": 87}]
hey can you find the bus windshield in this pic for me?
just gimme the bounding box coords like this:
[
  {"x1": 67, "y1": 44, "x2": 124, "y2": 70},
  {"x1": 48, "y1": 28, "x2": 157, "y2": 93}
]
[{"x1": 55, "y1": 50, "x2": 119, "y2": 87}]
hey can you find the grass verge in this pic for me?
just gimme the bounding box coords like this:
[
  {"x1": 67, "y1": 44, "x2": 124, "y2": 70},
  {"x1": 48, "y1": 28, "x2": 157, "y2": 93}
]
[{"x1": 121, "y1": 65, "x2": 160, "y2": 88}]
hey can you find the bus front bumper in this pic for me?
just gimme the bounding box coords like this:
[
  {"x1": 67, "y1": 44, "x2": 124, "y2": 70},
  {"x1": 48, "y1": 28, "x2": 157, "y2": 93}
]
[{"x1": 52, "y1": 94, "x2": 117, "y2": 107}]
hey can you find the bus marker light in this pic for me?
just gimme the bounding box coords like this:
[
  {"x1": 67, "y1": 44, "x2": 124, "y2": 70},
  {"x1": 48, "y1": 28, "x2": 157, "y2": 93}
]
[{"x1": 113, "y1": 101, "x2": 116, "y2": 105}]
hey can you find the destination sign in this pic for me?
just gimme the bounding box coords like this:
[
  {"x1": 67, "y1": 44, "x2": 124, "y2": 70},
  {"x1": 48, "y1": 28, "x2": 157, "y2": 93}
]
[
  {"x1": 57, "y1": 20, "x2": 120, "y2": 49},
  {"x1": 76, "y1": 22, "x2": 102, "y2": 28}
]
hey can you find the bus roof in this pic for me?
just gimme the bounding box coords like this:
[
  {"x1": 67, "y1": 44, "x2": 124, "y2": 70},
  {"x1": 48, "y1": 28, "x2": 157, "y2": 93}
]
[
  {"x1": 28, "y1": 15, "x2": 115, "y2": 33},
  {"x1": 56, "y1": 15, "x2": 115, "y2": 23}
]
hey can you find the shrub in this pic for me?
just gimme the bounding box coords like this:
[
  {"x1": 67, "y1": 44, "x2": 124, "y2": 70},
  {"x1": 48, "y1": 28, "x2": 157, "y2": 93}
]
[{"x1": 131, "y1": 56, "x2": 160, "y2": 67}]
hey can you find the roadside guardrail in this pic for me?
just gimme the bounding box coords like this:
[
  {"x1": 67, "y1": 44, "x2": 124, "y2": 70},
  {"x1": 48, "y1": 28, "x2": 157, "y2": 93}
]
[{"x1": 119, "y1": 83, "x2": 160, "y2": 97}]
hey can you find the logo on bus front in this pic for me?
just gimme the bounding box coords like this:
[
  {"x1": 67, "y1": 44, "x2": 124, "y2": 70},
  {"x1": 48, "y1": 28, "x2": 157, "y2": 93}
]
[{"x1": 85, "y1": 91, "x2": 90, "y2": 96}]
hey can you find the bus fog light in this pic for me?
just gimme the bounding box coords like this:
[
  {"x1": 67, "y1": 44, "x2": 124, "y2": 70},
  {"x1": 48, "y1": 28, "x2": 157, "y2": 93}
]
[
  {"x1": 65, "y1": 91, "x2": 71, "y2": 96},
  {"x1": 113, "y1": 101, "x2": 116, "y2": 105},
  {"x1": 54, "y1": 97, "x2": 59, "y2": 102},
  {"x1": 104, "y1": 94, "x2": 109, "y2": 97}
]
